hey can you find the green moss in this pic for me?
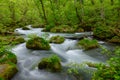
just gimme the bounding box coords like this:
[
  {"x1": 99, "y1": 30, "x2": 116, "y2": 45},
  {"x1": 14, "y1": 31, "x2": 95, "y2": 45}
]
[
  {"x1": 49, "y1": 35, "x2": 65, "y2": 44},
  {"x1": 50, "y1": 25, "x2": 75, "y2": 33},
  {"x1": 38, "y1": 55, "x2": 62, "y2": 72},
  {"x1": 12, "y1": 36, "x2": 25, "y2": 45},
  {"x1": 32, "y1": 24, "x2": 45, "y2": 28},
  {"x1": 0, "y1": 48, "x2": 17, "y2": 64},
  {"x1": 109, "y1": 36, "x2": 120, "y2": 43},
  {"x1": 76, "y1": 28, "x2": 84, "y2": 32},
  {"x1": 26, "y1": 37, "x2": 50, "y2": 50},
  {"x1": 78, "y1": 38, "x2": 99, "y2": 50},
  {"x1": 0, "y1": 35, "x2": 25, "y2": 46},
  {"x1": 0, "y1": 64, "x2": 18, "y2": 80}
]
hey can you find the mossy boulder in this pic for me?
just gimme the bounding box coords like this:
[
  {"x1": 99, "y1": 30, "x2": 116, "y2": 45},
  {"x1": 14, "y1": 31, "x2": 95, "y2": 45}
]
[
  {"x1": 38, "y1": 55, "x2": 62, "y2": 72},
  {"x1": 78, "y1": 38, "x2": 99, "y2": 50},
  {"x1": 32, "y1": 24, "x2": 45, "y2": 28},
  {"x1": 26, "y1": 37, "x2": 50, "y2": 50},
  {"x1": 14, "y1": 36, "x2": 25, "y2": 43},
  {"x1": 0, "y1": 48, "x2": 17, "y2": 64},
  {"x1": 76, "y1": 28, "x2": 84, "y2": 32},
  {"x1": 0, "y1": 64, "x2": 18, "y2": 80},
  {"x1": 12, "y1": 36, "x2": 25, "y2": 45},
  {"x1": 50, "y1": 25, "x2": 75, "y2": 33},
  {"x1": 109, "y1": 36, "x2": 120, "y2": 43},
  {"x1": 112, "y1": 28, "x2": 120, "y2": 37},
  {"x1": 93, "y1": 27, "x2": 114, "y2": 40},
  {"x1": 49, "y1": 35, "x2": 65, "y2": 44}
]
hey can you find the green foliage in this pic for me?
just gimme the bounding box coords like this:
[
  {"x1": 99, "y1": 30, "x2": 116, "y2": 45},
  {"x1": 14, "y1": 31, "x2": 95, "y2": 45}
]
[
  {"x1": 92, "y1": 47, "x2": 120, "y2": 80},
  {"x1": 38, "y1": 54, "x2": 61, "y2": 72},
  {"x1": 93, "y1": 26, "x2": 114, "y2": 40},
  {"x1": 44, "y1": 23, "x2": 55, "y2": 32},
  {"x1": 0, "y1": 47, "x2": 17, "y2": 64},
  {"x1": 67, "y1": 62, "x2": 93, "y2": 80},
  {"x1": 26, "y1": 36, "x2": 50, "y2": 50},
  {"x1": 78, "y1": 38, "x2": 99, "y2": 50},
  {"x1": 0, "y1": 0, "x2": 119, "y2": 33},
  {"x1": 0, "y1": 47, "x2": 6, "y2": 57},
  {"x1": 49, "y1": 35, "x2": 65, "y2": 44}
]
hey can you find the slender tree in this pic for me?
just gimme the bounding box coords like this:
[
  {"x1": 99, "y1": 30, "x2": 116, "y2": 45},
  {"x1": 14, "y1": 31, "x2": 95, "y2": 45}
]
[
  {"x1": 39, "y1": 0, "x2": 48, "y2": 24},
  {"x1": 8, "y1": 1, "x2": 16, "y2": 26},
  {"x1": 100, "y1": 0, "x2": 105, "y2": 22},
  {"x1": 74, "y1": 0, "x2": 84, "y2": 24},
  {"x1": 111, "y1": 0, "x2": 114, "y2": 5},
  {"x1": 91, "y1": 0, "x2": 95, "y2": 5},
  {"x1": 49, "y1": 0, "x2": 57, "y2": 24}
]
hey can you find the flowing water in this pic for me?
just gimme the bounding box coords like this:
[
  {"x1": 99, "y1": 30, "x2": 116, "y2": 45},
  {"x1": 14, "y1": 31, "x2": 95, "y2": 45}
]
[{"x1": 12, "y1": 26, "x2": 115, "y2": 80}]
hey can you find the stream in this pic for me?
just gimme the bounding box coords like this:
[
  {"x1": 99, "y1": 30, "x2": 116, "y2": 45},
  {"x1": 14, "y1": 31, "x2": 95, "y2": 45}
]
[{"x1": 11, "y1": 26, "x2": 116, "y2": 80}]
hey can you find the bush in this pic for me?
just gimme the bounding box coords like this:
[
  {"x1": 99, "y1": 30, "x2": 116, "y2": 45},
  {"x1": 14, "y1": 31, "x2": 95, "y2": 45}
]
[
  {"x1": 26, "y1": 36, "x2": 50, "y2": 50},
  {"x1": 43, "y1": 23, "x2": 55, "y2": 32},
  {"x1": 92, "y1": 47, "x2": 120, "y2": 80},
  {"x1": 78, "y1": 38, "x2": 99, "y2": 50},
  {"x1": 93, "y1": 26, "x2": 114, "y2": 40},
  {"x1": 49, "y1": 35, "x2": 65, "y2": 44},
  {"x1": 38, "y1": 55, "x2": 62, "y2": 72}
]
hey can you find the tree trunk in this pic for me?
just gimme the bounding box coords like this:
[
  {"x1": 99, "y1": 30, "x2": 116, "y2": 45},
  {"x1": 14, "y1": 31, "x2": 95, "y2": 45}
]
[
  {"x1": 49, "y1": 0, "x2": 57, "y2": 24},
  {"x1": 74, "y1": 0, "x2": 82, "y2": 23},
  {"x1": 100, "y1": 0, "x2": 105, "y2": 22},
  {"x1": 33, "y1": 0, "x2": 43, "y2": 19},
  {"x1": 111, "y1": 0, "x2": 114, "y2": 5},
  {"x1": 8, "y1": 1, "x2": 16, "y2": 26},
  {"x1": 39, "y1": 0, "x2": 48, "y2": 24},
  {"x1": 80, "y1": 0, "x2": 84, "y2": 4},
  {"x1": 91, "y1": 0, "x2": 95, "y2": 5}
]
